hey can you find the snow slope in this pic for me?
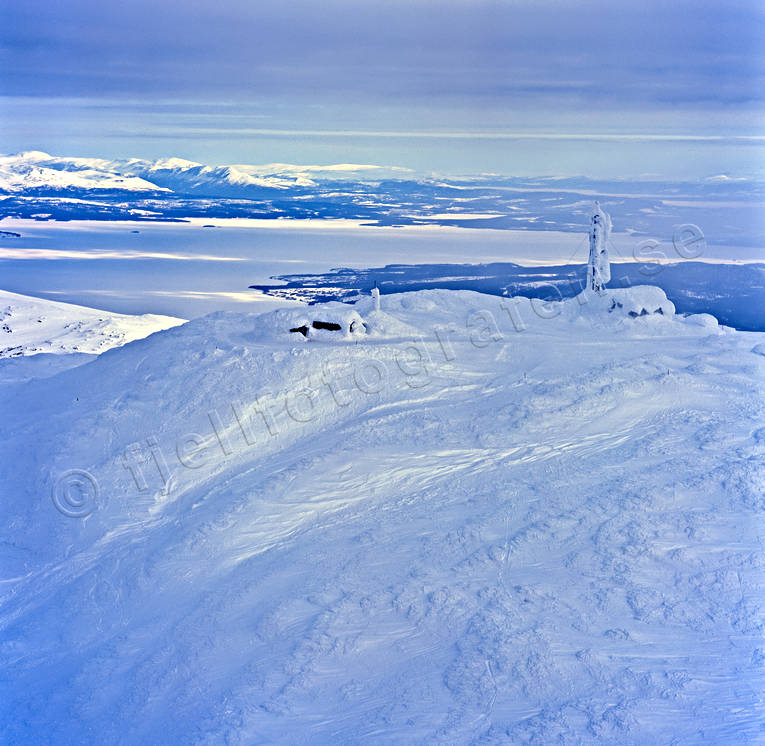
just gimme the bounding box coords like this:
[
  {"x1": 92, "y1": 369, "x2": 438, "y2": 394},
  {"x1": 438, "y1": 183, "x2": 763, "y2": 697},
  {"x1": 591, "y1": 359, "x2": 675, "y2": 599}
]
[
  {"x1": 0, "y1": 290, "x2": 185, "y2": 358},
  {"x1": 0, "y1": 287, "x2": 763, "y2": 743}
]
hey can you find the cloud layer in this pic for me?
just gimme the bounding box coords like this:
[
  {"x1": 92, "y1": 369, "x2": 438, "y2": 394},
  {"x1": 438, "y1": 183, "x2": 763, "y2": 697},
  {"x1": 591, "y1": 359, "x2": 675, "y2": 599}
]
[{"x1": 1, "y1": 0, "x2": 763, "y2": 176}]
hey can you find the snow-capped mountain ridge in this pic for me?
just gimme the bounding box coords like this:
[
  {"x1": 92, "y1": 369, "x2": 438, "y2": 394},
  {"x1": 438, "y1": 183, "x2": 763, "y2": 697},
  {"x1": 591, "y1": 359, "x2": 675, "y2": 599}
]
[
  {"x1": 0, "y1": 153, "x2": 168, "y2": 193},
  {"x1": 0, "y1": 151, "x2": 410, "y2": 194}
]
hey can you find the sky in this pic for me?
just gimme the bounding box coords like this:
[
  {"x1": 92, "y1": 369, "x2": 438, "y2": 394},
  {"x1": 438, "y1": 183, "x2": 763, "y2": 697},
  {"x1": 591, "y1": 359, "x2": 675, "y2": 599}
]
[{"x1": 1, "y1": 0, "x2": 764, "y2": 178}]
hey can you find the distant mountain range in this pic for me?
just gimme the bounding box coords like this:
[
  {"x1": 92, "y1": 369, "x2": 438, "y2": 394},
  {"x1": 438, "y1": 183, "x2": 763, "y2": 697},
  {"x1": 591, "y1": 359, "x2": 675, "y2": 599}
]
[
  {"x1": 1, "y1": 151, "x2": 764, "y2": 254},
  {"x1": 0, "y1": 151, "x2": 411, "y2": 195}
]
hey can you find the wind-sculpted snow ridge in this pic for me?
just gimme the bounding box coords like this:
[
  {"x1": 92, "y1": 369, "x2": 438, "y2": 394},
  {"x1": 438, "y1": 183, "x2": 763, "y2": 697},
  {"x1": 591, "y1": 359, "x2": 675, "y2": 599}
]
[
  {"x1": 0, "y1": 287, "x2": 763, "y2": 743},
  {"x1": 0, "y1": 290, "x2": 185, "y2": 359}
]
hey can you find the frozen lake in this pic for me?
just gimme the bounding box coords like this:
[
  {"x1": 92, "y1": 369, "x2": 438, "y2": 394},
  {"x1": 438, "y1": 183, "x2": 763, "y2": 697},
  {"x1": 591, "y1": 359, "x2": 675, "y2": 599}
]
[
  {"x1": 0, "y1": 218, "x2": 761, "y2": 319},
  {"x1": 0, "y1": 219, "x2": 595, "y2": 318}
]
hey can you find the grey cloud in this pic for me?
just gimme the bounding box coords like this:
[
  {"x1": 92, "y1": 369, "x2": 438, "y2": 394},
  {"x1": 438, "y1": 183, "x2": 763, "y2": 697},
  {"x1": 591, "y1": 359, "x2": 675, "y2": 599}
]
[{"x1": 1, "y1": 0, "x2": 763, "y2": 111}]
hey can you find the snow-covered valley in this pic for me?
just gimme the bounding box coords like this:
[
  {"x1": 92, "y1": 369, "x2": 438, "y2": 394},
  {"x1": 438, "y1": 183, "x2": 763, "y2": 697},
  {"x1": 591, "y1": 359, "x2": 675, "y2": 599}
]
[{"x1": 1, "y1": 286, "x2": 763, "y2": 743}]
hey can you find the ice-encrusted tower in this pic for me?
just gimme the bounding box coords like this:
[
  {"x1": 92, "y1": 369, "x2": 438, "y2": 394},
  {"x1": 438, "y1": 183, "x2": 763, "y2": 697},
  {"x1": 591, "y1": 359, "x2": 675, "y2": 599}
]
[{"x1": 587, "y1": 201, "x2": 611, "y2": 292}]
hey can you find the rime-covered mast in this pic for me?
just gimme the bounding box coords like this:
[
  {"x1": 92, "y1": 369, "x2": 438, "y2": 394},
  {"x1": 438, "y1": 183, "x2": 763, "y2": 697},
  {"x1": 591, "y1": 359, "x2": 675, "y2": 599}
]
[{"x1": 587, "y1": 201, "x2": 611, "y2": 292}]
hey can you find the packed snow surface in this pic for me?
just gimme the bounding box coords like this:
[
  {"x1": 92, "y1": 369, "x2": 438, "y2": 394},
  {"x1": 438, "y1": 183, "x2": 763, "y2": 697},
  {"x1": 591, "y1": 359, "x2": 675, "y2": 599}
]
[
  {"x1": 0, "y1": 290, "x2": 185, "y2": 358},
  {"x1": 1, "y1": 287, "x2": 763, "y2": 743}
]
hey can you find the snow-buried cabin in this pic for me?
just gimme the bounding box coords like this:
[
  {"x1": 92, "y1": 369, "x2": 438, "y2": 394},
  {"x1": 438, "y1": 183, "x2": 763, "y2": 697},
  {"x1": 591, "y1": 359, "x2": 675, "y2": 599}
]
[{"x1": 289, "y1": 308, "x2": 367, "y2": 340}]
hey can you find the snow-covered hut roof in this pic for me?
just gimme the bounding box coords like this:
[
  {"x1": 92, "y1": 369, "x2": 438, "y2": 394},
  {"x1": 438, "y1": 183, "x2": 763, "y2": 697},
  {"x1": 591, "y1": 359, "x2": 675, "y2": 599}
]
[{"x1": 285, "y1": 307, "x2": 367, "y2": 340}]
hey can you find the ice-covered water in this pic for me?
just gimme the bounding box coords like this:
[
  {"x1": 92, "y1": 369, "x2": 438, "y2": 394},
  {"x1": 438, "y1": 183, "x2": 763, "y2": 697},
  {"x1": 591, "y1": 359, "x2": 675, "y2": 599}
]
[{"x1": 1, "y1": 219, "x2": 763, "y2": 324}]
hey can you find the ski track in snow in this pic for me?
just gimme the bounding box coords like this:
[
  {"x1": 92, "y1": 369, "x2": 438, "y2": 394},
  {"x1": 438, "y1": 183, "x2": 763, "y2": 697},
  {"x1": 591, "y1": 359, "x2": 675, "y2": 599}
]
[{"x1": 0, "y1": 288, "x2": 764, "y2": 744}]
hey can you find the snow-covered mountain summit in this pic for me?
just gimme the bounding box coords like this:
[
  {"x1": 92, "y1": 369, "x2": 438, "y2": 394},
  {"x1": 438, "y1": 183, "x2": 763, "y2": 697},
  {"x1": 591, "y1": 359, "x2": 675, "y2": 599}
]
[{"x1": 1, "y1": 285, "x2": 762, "y2": 742}]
